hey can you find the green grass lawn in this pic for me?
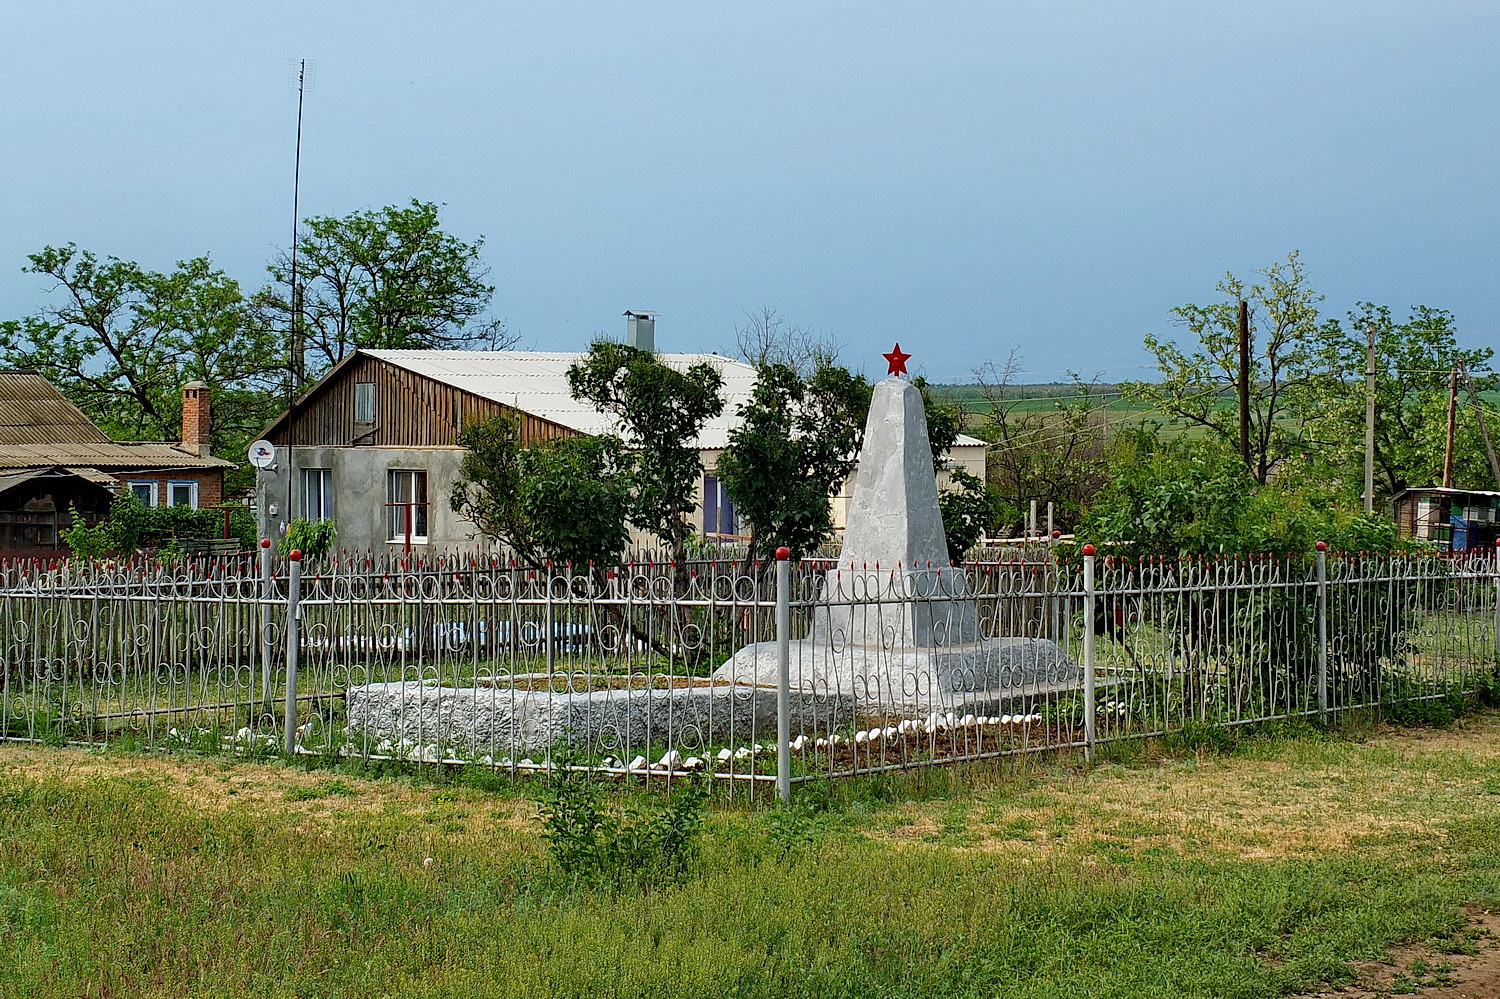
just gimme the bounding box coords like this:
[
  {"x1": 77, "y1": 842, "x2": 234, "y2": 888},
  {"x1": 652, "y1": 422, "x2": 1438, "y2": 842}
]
[{"x1": 7, "y1": 715, "x2": 1500, "y2": 997}]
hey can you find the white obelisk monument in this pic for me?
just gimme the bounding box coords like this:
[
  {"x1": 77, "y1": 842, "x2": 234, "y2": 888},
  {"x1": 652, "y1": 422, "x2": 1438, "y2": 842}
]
[{"x1": 713, "y1": 345, "x2": 1081, "y2": 711}]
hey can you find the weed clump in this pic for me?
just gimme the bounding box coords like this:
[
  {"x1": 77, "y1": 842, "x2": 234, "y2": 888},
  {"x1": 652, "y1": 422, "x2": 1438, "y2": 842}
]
[{"x1": 534, "y1": 758, "x2": 707, "y2": 888}]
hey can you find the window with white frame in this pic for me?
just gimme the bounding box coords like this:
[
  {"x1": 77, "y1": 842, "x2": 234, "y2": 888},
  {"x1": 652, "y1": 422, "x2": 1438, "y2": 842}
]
[
  {"x1": 128, "y1": 481, "x2": 158, "y2": 507},
  {"x1": 386, "y1": 469, "x2": 428, "y2": 543},
  {"x1": 300, "y1": 468, "x2": 334, "y2": 520},
  {"x1": 167, "y1": 480, "x2": 198, "y2": 508}
]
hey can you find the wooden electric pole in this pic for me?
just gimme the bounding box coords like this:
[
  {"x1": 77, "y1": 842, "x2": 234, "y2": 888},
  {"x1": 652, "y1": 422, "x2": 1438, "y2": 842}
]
[
  {"x1": 1443, "y1": 367, "x2": 1459, "y2": 489},
  {"x1": 1237, "y1": 299, "x2": 1250, "y2": 471},
  {"x1": 1363, "y1": 324, "x2": 1376, "y2": 513}
]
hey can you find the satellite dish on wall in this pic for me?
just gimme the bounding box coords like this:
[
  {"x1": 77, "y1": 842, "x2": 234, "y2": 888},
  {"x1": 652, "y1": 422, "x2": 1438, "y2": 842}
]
[{"x1": 248, "y1": 439, "x2": 277, "y2": 469}]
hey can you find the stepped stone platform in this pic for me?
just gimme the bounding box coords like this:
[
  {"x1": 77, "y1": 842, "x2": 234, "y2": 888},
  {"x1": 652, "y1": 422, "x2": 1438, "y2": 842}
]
[
  {"x1": 344, "y1": 680, "x2": 856, "y2": 757},
  {"x1": 710, "y1": 636, "x2": 1081, "y2": 713}
]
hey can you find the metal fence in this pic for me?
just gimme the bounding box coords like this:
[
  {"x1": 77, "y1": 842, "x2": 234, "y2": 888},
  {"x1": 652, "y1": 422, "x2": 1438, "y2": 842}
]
[{"x1": 1, "y1": 545, "x2": 1495, "y2": 800}]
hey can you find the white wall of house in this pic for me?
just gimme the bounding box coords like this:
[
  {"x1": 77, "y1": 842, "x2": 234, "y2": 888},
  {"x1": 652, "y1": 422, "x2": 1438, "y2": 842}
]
[
  {"x1": 259, "y1": 441, "x2": 988, "y2": 555},
  {"x1": 258, "y1": 446, "x2": 482, "y2": 552}
]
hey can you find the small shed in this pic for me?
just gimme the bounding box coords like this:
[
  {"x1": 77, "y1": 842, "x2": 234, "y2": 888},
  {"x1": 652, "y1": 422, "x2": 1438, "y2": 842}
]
[{"x1": 1391, "y1": 487, "x2": 1500, "y2": 551}]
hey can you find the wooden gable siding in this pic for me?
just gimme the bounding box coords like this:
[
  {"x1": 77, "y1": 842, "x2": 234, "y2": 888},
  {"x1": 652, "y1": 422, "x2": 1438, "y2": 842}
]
[{"x1": 275, "y1": 355, "x2": 578, "y2": 447}]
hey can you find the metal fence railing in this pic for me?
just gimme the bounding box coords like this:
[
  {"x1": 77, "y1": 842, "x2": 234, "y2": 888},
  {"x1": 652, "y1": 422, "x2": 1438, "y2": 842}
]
[{"x1": 2, "y1": 545, "x2": 1495, "y2": 801}]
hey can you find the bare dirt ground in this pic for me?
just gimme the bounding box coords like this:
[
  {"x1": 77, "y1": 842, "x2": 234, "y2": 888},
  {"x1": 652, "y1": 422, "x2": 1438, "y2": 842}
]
[{"x1": 1294, "y1": 909, "x2": 1500, "y2": 998}]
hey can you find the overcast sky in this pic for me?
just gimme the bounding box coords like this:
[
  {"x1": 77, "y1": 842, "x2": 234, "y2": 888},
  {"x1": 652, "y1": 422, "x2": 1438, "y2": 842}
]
[{"x1": 3, "y1": 1, "x2": 1496, "y2": 382}]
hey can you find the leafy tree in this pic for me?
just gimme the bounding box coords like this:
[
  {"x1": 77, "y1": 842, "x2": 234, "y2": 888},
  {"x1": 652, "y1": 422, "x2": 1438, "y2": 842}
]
[
  {"x1": 937, "y1": 468, "x2": 1001, "y2": 560},
  {"x1": 716, "y1": 361, "x2": 870, "y2": 562},
  {"x1": 566, "y1": 342, "x2": 725, "y2": 567},
  {"x1": 912, "y1": 375, "x2": 1016, "y2": 557},
  {"x1": 1076, "y1": 428, "x2": 1413, "y2": 712},
  {"x1": 1306, "y1": 304, "x2": 1498, "y2": 496},
  {"x1": 1124, "y1": 250, "x2": 1324, "y2": 484},
  {"x1": 450, "y1": 415, "x2": 632, "y2": 569},
  {"x1": 1079, "y1": 429, "x2": 1255, "y2": 559},
  {"x1": 258, "y1": 199, "x2": 513, "y2": 379},
  {"x1": 0, "y1": 244, "x2": 281, "y2": 459}
]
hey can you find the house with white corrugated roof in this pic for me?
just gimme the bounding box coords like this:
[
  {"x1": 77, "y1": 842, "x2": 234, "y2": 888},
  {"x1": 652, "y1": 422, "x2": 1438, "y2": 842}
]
[{"x1": 258, "y1": 321, "x2": 985, "y2": 552}]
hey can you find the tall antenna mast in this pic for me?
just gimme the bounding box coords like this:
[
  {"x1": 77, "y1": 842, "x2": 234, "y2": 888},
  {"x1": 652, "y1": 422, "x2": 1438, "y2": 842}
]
[
  {"x1": 286, "y1": 58, "x2": 307, "y2": 526},
  {"x1": 289, "y1": 57, "x2": 306, "y2": 392}
]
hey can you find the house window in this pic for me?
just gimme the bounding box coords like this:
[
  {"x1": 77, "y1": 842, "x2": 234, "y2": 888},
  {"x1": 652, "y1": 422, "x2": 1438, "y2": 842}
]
[
  {"x1": 354, "y1": 382, "x2": 376, "y2": 423},
  {"x1": 167, "y1": 480, "x2": 199, "y2": 508},
  {"x1": 300, "y1": 468, "x2": 334, "y2": 520},
  {"x1": 386, "y1": 469, "x2": 429, "y2": 544},
  {"x1": 703, "y1": 474, "x2": 737, "y2": 539},
  {"x1": 129, "y1": 481, "x2": 158, "y2": 507}
]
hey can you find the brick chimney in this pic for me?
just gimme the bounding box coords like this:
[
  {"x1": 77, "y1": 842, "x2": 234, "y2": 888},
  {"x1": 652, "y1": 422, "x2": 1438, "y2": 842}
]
[{"x1": 181, "y1": 381, "x2": 212, "y2": 456}]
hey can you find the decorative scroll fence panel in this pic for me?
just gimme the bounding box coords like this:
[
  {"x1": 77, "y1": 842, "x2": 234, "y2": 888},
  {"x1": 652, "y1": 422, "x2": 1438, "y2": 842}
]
[{"x1": 0, "y1": 550, "x2": 1494, "y2": 800}]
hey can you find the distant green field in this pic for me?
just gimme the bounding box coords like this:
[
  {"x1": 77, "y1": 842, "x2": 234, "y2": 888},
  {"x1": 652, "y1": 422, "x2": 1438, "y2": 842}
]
[{"x1": 929, "y1": 382, "x2": 1212, "y2": 439}]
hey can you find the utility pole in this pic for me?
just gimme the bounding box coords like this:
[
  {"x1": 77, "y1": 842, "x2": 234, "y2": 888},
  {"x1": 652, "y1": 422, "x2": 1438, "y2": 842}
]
[
  {"x1": 1460, "y1": 361, "x2": 1500, "y2": 488},
  {"x1": 1443, "y1": 367, "x2": 1459, "y2": 489},
  {"x1": 1237, "y1": 299, "x2": 1250, "y2": 470},
  {"x1": 1364, "y1": 323, "x2": 1376, "y2": 514}
]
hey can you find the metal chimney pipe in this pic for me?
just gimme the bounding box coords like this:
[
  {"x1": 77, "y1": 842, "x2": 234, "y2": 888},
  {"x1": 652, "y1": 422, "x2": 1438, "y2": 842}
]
[{"x1": 624, "y1": 310, "x2": 657, "y2": 351}]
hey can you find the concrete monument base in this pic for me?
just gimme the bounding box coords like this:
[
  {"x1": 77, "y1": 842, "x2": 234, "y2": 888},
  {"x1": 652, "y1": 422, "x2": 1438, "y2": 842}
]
[
  {"x1": 343, "y1": 680, "x2": 857, "y2": 757},
  {"x1": 710, "y1": 637, "x2": 1084, "y2": 713}
]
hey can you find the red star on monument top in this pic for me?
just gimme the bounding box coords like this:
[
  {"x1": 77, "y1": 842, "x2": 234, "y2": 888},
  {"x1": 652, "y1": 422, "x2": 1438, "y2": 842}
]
[{"x1": 883, "y1": 343, "x2": 912, "y2": 377}]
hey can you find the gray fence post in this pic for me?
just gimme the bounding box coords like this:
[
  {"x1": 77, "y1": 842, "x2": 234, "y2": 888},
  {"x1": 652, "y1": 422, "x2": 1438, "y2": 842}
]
[
  {"x1": 775, "y1": 546, "x2": 792, "y2": 804},
  {"x1": 1316, "y1": 541, "x2": 1329, "y2": 721},
  {"x1": 544, "y1": 561, "x2": 555, "y2": 676},
  {"x1": 1048, "y1": 529, "x2": 1061, "y2": 641},
  {"x1": 1082, "y1": 543, "x2": 1097, "y2": 763},
  {"x1": 283, "y1": 549, "x2": 303, "y2": 756},
  {"x1": 259, "y1": 538, "x2": 274, "y2": 712},
  {"x1": 1493, "y1": 541, "x2": 1500, "y2": 665}
]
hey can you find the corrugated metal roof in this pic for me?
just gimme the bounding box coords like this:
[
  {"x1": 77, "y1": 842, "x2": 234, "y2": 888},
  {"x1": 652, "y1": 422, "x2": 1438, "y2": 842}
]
[
  {"x1": 0, "y1": 442, "x2": 231, "y2": 470},
  {"x1": 0, "y1": 466, "x2": 120, "y2": 497},
  {"x1": 0, "y1": 468, "x2": 50, "y2": 496},
  {"x1": 364, "y1": 350, "x2": 988, "y2": 451},
  {"x1": 365, "y1": 350, "x2": 763, "y2": 450},
  {"x1": 64, "y1": 466, "x2": 121, "y2": 485},
  {"x1": 1393, "y1": 486, "x2": 1500, "y2": 500},
  {"x1": 0, "y1": 370, "x2": 230, "y2": 469},
  {"x1": 0, "y1": 371, "x2": 112, "y2": 445}
]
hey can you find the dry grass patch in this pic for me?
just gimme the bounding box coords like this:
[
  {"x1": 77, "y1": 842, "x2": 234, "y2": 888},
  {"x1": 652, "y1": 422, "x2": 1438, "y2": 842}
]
[
  {"x1": 0, "y1": 742, "x2": 534, "y2": 836},
  {"x1": 869, "y1": 716, "x2": 1500, "y2": 862}
]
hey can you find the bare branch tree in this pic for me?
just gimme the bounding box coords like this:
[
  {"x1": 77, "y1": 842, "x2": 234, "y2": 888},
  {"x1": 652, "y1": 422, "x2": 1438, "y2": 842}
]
[
  {"x1": 731, "y1": 306, "x2": 843, "y2": 376},
  {"x1": 974, "y1": 350, "x2": 1110, "y2": 534}
]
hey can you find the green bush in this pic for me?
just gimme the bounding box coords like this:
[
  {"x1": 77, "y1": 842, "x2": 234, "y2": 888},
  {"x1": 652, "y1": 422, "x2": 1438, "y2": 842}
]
[
  {"x1": 1073, "y1": 430, "x2": 1427, "y2": 712},
  {"x1": 61, "y1": 494, "x2": 255, "y2": 560},
  {"x1": 535, "y1": 762, "x2": 708, "y2": 888},
  {"x1": 278, "y1": 518, "x2": 338, "y2": 560}
]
